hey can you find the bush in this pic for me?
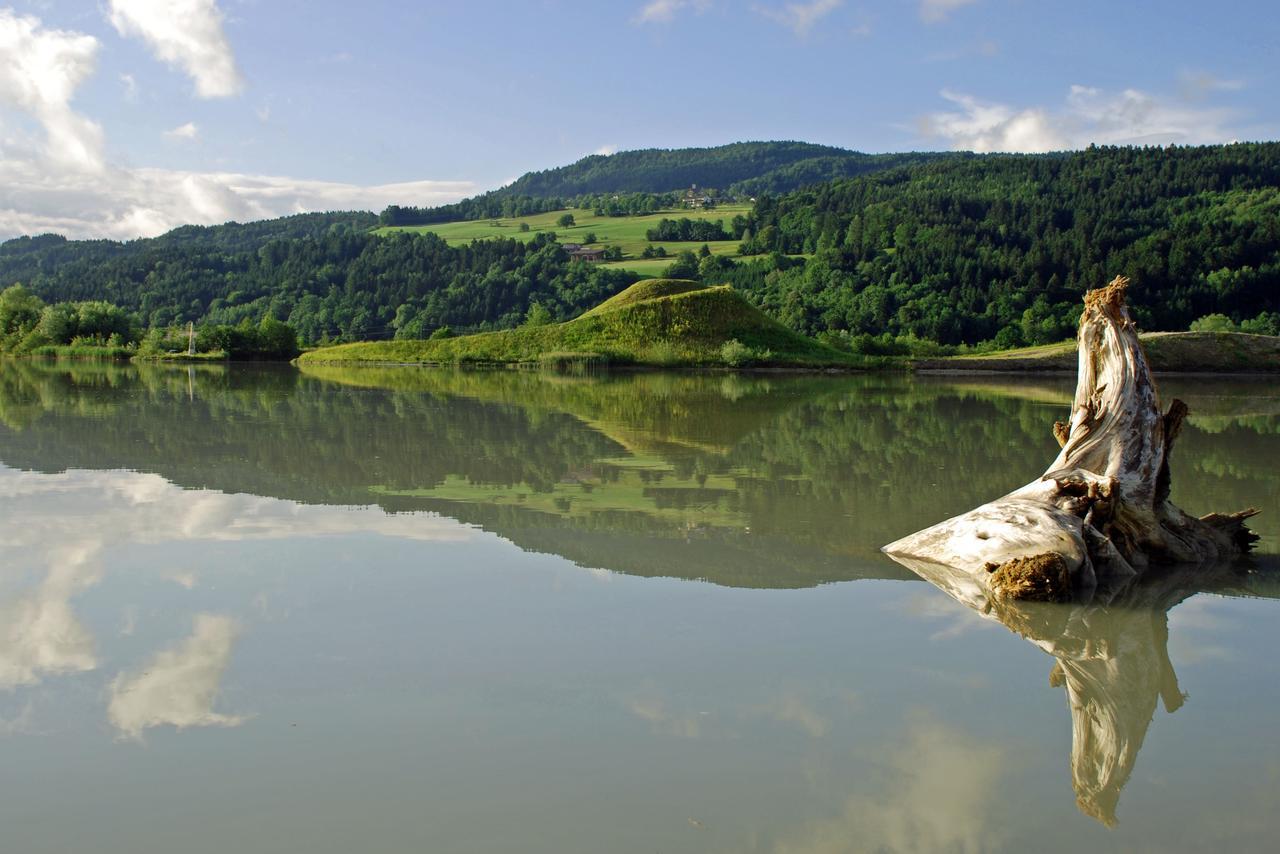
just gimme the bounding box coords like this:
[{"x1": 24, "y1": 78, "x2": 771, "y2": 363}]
[
  {"x1": 524, "y1": 303, "x2": 553, "y2": 327},
  {"x1": 537, "y1": 351, "x2": 608, "y2": 373},
  {"x1": 643, "y1": 341, "x2": 681, "y2": 366},
  {"x1": 430, "y1": 325, "x2": 453, "y2": 340},
  {"x1": 719, "y1": 338, "x2": 772, "y2": 367},
  {"x1": 1190, "y1": 313, "x2": 1236, "y2": 333}
]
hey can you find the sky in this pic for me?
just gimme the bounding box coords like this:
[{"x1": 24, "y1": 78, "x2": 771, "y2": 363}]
[{"x1": 1, "y1": 0, "x2": 1277, "y2": 240}]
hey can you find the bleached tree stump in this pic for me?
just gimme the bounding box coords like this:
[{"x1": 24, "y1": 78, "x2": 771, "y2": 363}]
[{"x1": 884, "y1": 277, "x2": 1258, "y2": 601}]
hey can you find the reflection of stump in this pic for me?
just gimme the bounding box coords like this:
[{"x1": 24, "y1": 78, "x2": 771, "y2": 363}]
[
  {"x1": 898, "y1": 558, "x2": 1280, "y2": 826},
  {"x1": 884, "y1": 277, "x2": 1258, "y2": 598}
]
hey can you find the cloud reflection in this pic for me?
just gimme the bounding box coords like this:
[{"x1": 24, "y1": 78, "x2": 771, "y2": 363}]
[
  {"x1": 108, "y1": 614, "x2": 245, "y2": 740},
  {"x1": 0, "y1": 545, "x2": 99, "y2": 690},
  {"x1": 774, "y1": 718, "x2": 1009, "y2": 854}
]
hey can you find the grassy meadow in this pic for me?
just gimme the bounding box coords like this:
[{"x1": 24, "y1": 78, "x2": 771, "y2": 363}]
[{"x1": 375, "y1": 204, "x2": 753, "y2": 273}]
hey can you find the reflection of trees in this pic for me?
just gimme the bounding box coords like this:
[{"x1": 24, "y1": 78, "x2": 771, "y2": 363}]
[
  {"x1": 898, "y1": 556, "x2": 1280, "y2": 826},
  {"x1": 1, "y1": 360, "x2": 1275, "y2": 589}
]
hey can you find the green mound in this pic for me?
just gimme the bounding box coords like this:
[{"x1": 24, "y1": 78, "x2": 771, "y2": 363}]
[
  {"x1": 297, "y1": 279, "x2": 859, "y2": 369},
  {"x1": 581, "y1": 278, "x2": 708, "y2": 316}
]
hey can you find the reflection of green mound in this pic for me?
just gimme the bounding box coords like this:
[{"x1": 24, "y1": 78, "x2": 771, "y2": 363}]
[
  {"x1": 3, "y1": 361, "x2": 1275, "y2": 588},
  {"x1": 297, "y1": 279, "x2": 855, "y2": 368}
]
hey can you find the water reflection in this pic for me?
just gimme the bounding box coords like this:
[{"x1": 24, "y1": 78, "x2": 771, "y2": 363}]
[
  {"x1": 896, "y1": 554, "x2": 1280, "y2": 826},
  {"x1": 0, "y1": 360, "x2": 1277, "y2": 850},
  {"x1": 3, "y1": 360, "x2": 1275, "y2": 588},
  {"x1": 0, "y1": 462, "x2": 472, "y2": 738}
]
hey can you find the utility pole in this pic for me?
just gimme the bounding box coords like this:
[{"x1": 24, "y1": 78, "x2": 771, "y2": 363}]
[{"x1": 187, "y1": 321, "x2": 195, "y2": 356}]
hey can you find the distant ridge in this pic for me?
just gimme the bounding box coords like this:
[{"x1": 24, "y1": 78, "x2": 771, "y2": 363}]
[{"x1": 496, "y1": 141, "x2": 959, "y2": 198}]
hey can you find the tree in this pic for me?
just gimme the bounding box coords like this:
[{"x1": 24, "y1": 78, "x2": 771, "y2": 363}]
[
  {"x1": 0, "y1": 284, "x2": 44, "y2": 346},
  {"x1": 557, "y1": 213, "x2": 576, "y2": 228},
  {"x1": 583, "y1": 232, "x2": 597, "y2": 244},
  {"x1": 519, "y1": 222, "x2": 531, "y2": 232},
  {"x1": 664, "y1": 251, "x2": 700, "y2": 280},
  {"x1": 525, "y1": 302, "x2": 553, "y2": 326}
]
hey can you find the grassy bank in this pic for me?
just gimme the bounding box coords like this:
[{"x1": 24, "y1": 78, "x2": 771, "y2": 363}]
[
  {"x1": 297, "y1": 279, "x2": 865, "y2": 369},
  {"x1": 24, "y1": 344, "x2": 136, "y2": 360},
  {"x1": 912, "y1": 331, "x2": 1280, "y2": 373}
]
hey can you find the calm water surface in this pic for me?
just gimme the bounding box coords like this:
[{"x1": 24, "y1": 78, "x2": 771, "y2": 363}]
[{"x1": 1, "y1": 360, "x2": 1277, "y2": 853}]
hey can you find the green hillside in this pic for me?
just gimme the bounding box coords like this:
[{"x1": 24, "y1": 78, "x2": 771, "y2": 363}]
[
  {"x1": 376, "y1": 203, "x2": 753, "y2": 273},
  {"x1": 296, "y1": 279, "x2": 858, "y2": 368}
]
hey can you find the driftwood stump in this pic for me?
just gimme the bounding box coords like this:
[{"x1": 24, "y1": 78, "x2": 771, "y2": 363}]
[{"x1": 884, "y1": 277, "x2": 1258, "y2": 600}]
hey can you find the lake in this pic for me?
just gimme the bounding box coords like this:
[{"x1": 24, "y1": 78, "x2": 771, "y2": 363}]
[{"x1": 1, "y1": 359, "x2": 1277, "y2": 853}]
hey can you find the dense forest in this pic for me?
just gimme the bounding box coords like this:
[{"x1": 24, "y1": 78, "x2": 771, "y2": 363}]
[
  {"x1": 0, "y1": 228, "x2": 637, "y2": 344},
  {"x1": 1, "y1": 142, "x2": 1278, "y2": 348},
  {"x1": 725, "y1": 143, "x2": 1280, "y2": 345}
]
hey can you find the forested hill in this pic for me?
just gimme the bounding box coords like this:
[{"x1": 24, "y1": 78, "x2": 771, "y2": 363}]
[
  {"x1": 499, "y1": 142, "x2": 954, "y2": 197},
  {"x1": 0, "y1": 211, "x2": 378, "y2": 285},
  {"x1": 379, "y1": 142, "x2": 958, "y2": 224},
  {"x1": 723, "y1": 142, "x2": 1280, "y2": 345},
  {"x1": 2, "y1": 142, "x2": 1278, "y2": 349}
]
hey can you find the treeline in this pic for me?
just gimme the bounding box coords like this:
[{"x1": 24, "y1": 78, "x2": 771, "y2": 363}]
[
  {"x1": 380, "y1": 195, "x2": 569, "y2": 226},
  {"x1": 380, "y1": 191, "x2": 690, "y2": 227},
  {"x1": 1, "y1": 230, "x2": 638, "y2": 345},
  {"x1": 645, "y1": 218, "x2": 743, "y2": 242},
  {"x1": 726, "y1": 143, "x2": 1280, "y2": 345},
  {"x1": 0, "y1": 284, "x2": 301, "y2": 359}
]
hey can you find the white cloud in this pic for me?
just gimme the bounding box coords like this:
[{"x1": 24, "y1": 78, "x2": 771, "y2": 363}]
[
  {"x1": 594, "y1": 144, "x2": 618, "y2": 156},
  {"x1": 0, "y1": 10, "x2": 476, "y2": 240},
  {"x1": 119, "y1": 72, "x2": 138, "y2": 102},
  {"x1": 108, "y1": 614, "x2": 246, "y2": 740},
  {"x1": 0, "y1": 160, "x2": 477, "y2": 239},
  {"x1": 633, "y1": 0, "x2": 712, "y2": 24},
  {"x1": 164, "y1": 120, "x2": 198, "y2": 140},
  {"x1": 755, "y1": 0, "x2": 843, "y2": 36},
  {"x1": 921, "y1": 85, "x2": 1240, "y2": 153},
  {"x1": 1178, "y1": 70, "x2": 1244, "y2": 101},
  {"x1": 919, "y1": 0, "x2": 978, "y2": 23},
  {"x1": 0, "y1": 9, "x2": 104, "y2": 171},
  {"x1": 107, "y1": 0, "x2": 243, "y2": 99}
]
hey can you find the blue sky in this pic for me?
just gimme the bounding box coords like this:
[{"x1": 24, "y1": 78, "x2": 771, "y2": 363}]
[{"x1": 1, "y1": 0, "x2": 1277, "y2": 238}]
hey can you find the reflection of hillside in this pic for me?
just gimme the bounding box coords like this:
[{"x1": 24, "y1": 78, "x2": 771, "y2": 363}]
[
  {"x1": 895, "y1": 555, "x2": 1280, "y2": 826},
  {"x1": 1, "y1": 361, "x2": 1275, "y2": 587}
]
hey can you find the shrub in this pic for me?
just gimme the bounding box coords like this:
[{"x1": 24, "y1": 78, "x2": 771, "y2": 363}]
[
  {"x1": 1190, "y1": 313, "x2": 1236, "y2": 333},
  {"x1": 720, "y1": 338, "x2": 772, "y2": 367},
  {"x1": 537, "y1": 351, "x2": 608, "y2": 373}
]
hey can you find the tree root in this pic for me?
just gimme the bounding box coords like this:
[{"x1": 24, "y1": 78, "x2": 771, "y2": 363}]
[{"x1": 884, "y1": 276, "x2": 1258, "y2": 600}]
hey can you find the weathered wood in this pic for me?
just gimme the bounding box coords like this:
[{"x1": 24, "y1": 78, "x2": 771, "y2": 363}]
[{"x1": 883, "y1": 277, "x2": 1258, "y2": 599}]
